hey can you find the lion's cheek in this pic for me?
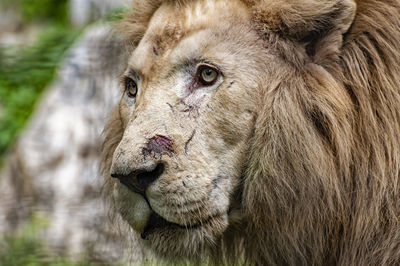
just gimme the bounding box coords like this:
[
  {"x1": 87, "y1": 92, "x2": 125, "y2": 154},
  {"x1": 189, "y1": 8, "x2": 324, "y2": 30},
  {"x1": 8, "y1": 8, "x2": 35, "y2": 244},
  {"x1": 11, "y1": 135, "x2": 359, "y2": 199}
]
[{"x1": 114, "y1": 185, "x2": 151, "y2": 233}]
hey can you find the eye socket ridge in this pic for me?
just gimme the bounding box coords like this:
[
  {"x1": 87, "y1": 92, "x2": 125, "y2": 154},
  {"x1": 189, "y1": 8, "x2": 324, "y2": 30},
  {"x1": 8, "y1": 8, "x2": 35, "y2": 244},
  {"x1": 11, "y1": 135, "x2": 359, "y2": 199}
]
[
  {"x1": 124, "y1": 77, "x2": 138, "y2": 98},
  {"x1": 195, "y1": 64, "x2": 220, "y2": 87}
]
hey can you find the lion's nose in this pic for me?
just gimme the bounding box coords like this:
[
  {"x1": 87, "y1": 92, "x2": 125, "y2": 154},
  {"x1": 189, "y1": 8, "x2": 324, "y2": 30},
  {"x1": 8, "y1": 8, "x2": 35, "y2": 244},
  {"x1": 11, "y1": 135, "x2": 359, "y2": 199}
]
[{"x1": 111, "y1": 162, "x2": 165, "y2": 194}]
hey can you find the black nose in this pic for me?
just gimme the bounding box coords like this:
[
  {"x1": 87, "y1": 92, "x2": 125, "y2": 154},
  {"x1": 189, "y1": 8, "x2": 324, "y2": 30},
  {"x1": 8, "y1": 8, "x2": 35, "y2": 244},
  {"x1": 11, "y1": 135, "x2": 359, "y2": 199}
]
[{"x1": 111, "y1": 163, "x2": 165, "y2": 194}]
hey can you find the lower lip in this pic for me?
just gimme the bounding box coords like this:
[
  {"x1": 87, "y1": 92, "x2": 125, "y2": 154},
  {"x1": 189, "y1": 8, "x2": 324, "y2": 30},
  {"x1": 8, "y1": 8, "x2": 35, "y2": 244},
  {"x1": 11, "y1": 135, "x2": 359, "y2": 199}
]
[
  {"x1": 140, "y1": 214, "x2": 221, "y2": 240},
  {"x1": 141, "y1": 217, "x2": 201, "y2": 240}
]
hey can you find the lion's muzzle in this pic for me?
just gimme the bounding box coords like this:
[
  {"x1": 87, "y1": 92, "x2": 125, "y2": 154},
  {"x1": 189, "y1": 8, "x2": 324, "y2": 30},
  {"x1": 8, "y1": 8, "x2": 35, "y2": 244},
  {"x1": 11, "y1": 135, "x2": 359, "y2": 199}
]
[
  {"x1": 110, "y1": 134, "x2": 173, "y2": 194},
  {"x1": 111, "y1": 162, "x2": 165, "y2": 195},
  {"x1": 110, "y1": 133, "x2": 178, "y2": 234}
]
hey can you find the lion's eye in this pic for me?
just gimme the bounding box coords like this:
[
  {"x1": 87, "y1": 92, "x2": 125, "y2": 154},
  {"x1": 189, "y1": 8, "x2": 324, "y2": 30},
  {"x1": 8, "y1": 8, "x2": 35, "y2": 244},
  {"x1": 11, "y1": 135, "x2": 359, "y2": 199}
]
[
  {"x1": 197, "y1": 65, "x2": 219, "y2": 86},
  {"x1": 125, "y1": 78, "x2": 138, "y2": 98}
]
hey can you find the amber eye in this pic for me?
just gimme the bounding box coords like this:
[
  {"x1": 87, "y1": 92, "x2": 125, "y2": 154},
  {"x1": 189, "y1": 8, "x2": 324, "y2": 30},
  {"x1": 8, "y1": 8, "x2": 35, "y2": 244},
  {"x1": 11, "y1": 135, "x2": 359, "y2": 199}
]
[
  {"x1": 197, "y1": 65, "x2": 219, "y2": 86},
  {"x1": 125, "y1": 78, "x2": 138, "y2": 98}
]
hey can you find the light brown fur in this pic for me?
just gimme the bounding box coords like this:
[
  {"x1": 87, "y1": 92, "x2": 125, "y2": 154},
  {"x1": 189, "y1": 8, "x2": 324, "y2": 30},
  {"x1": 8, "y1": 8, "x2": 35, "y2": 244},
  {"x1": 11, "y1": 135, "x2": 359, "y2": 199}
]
[{"x1": 101, "y1": 0, "x2": 400, "y2": 264}]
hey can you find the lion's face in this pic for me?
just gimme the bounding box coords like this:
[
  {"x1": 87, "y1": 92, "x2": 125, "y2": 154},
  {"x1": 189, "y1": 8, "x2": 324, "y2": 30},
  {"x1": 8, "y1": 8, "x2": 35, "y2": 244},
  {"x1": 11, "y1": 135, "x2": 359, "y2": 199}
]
[
  {"x1": 103, "y1": 0, "x2": 400, "y2": 264},
  {"x1": 109, "y1": 0, "x2": 266, "y2": 258}
]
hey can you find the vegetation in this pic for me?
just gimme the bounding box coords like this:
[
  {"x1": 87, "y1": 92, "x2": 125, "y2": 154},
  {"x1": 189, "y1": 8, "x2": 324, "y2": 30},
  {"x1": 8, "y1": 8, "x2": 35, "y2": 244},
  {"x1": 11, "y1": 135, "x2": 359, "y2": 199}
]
[
  {"x1": 1, "y1": 0, "x2": 68, "y2": 24},
  {"x1": 0, "y1": 215, "x2": 111, "y2": 266}
]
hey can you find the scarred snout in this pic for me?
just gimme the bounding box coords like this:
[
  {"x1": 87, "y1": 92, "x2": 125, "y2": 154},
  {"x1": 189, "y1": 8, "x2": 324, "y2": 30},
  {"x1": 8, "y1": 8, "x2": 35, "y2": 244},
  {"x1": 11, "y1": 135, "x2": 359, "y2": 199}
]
[
  {"x1": 110, "y1": 134, "x2": 174, "y2": 194},
  {"x1": 110, "y1": 132, "x2": 180, "y2": 235}
]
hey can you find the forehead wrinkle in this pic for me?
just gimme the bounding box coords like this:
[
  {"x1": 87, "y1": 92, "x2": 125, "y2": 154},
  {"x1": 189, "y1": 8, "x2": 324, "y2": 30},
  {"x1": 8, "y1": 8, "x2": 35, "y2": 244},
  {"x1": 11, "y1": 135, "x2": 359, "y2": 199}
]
[
  {"x1": 145, "y1": 0, "x2": 250, "y2": 56},
  {"x1": 128, "y1": 56, "x2": 148, "y2": 78},
  {"x1": 183, "y1": 0, "x2": 250, "y2": 28},
  {"x1": 149, "y1": 25, "x2": 186, "y2": 58}
]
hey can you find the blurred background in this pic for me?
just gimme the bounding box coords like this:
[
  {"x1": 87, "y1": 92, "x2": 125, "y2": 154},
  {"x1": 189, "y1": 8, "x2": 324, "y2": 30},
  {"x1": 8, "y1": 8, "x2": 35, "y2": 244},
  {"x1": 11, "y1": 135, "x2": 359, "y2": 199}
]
[{"x1": 0, "y1": 0, "x2": 151, "y2": 265}]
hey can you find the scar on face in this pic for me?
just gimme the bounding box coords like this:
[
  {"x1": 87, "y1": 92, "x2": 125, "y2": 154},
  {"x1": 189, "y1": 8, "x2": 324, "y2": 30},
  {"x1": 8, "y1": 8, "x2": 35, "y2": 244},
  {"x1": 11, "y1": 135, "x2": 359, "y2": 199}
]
[{"x1": 142, "y1": 135, "x2": 175, "y2": 159}]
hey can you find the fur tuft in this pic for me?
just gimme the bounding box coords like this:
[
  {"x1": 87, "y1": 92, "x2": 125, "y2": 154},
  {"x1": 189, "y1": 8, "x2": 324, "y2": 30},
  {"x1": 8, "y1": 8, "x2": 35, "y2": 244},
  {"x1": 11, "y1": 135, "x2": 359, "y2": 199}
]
[{"x1": 244, "y1": 0, "x2": 400, "y2": 264}]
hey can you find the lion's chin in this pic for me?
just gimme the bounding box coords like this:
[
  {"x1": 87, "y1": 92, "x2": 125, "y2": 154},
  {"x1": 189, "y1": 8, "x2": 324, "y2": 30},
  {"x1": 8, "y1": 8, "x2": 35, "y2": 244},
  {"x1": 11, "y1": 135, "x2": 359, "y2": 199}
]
[
  {"x1": 142, "y1": 214, "x2": 229, "y2": 259},
  {"x1": 116, "y1": 184, "x2": 230, "y2": 258}
]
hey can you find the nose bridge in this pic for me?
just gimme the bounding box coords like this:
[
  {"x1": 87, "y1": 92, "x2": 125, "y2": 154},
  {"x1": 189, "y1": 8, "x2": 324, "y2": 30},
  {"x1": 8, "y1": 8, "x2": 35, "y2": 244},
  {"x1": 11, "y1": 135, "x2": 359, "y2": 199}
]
[
  {"x1": 111, "y1": 119, "x2": 149, "y2": 171},
  {"x1": 110, "y1": 116, "x2": 175, "y2": 194},
  {"x1": 111, "y1": 82, "x2": 179, "y2": 175},
  {"x1": 111, "y1": 117, "x2": 176, "y2": 172},
  {"x1": 111, "y1": 132, "x2": 142, "y2": 177},
  {"x1": 132, "y1": 90, "x2": 170, "y2": 133}
]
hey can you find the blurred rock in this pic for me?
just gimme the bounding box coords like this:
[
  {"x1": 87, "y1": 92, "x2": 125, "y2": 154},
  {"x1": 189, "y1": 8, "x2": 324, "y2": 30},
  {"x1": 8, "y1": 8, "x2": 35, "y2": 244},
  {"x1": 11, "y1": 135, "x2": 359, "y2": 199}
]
[
  {"x1": 0, "y1": 24, "x2": 149, "y2": 264},
  {"x1": 69, "y1": 0, "x2": 128, "y2": 26}
]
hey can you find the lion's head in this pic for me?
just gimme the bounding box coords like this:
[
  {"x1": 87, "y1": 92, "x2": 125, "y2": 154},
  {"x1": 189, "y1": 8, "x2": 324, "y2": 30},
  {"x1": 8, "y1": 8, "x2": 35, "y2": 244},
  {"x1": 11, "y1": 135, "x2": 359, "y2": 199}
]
[{"x1": 101, "y1": 0, "x2": 400, "y2": 264}]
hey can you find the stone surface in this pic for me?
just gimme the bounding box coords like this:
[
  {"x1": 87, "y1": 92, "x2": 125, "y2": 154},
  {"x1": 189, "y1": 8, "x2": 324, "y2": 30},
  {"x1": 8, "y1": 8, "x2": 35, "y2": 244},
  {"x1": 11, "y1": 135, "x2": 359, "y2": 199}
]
[
  {"x1": 0, "y1": 24, "x2": 148, "y2": 264},
  {"x1": 69, "y1": 0, "x2": 128, "y2": 26}
]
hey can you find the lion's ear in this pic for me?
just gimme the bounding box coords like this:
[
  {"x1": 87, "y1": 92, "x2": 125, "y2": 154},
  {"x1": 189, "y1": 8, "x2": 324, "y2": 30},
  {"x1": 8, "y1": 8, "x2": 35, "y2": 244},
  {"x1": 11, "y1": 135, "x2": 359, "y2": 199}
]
[{"x1": 248, "y1": 0, "x2": 356, "y2": 61}]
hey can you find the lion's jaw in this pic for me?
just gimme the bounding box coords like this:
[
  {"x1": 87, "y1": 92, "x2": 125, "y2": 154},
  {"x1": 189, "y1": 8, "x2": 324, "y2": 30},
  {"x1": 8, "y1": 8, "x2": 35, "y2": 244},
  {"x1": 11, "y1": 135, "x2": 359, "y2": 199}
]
[{"x1": 109, "y1": 0, "x2": 264, "y2": 259}]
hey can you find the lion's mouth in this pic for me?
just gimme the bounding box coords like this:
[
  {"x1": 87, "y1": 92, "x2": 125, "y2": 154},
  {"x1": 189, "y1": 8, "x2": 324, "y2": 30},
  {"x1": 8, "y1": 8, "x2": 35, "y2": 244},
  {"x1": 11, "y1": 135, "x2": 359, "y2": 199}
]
[
  {"x1": 116, "y1": 174, "x2": 218, "y2": 239},
  {"x1": 141, "y1": 211, "x2": 202, "y2": 239},
  {"x1": 141, "y1": 212, "x2": 171, "y2": 239},
  {"x1": 140, "y1": 209, "x2": 222, "y2": 240}
]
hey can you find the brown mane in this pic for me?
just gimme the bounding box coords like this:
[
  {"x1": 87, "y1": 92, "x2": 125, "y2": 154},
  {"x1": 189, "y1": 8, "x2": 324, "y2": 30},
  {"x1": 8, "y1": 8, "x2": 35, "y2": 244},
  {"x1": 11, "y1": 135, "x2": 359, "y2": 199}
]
[{"x1": 101, "y1": 0, "x2": 400, "y2": 264}]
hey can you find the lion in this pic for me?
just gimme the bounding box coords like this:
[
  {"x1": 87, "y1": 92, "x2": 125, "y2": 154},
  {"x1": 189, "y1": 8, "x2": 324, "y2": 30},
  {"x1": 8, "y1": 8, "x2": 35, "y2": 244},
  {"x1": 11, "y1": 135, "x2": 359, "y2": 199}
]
[{"x1": 100, "y1": 0, "x2": 400, "y2": 264}]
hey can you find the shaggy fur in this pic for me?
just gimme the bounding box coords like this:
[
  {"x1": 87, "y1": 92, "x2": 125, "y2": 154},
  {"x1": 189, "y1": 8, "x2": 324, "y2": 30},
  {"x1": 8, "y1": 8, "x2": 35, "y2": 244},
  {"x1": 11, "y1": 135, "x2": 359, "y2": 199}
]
[{"x1": 101, "y1": 0, "x2": 400, "y2": 264}]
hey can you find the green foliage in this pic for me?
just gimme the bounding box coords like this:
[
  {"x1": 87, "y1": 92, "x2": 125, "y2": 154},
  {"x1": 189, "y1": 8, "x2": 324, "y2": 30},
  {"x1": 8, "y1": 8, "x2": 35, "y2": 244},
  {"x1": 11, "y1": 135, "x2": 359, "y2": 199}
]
[
  {"x1": 0, "y1": 215, "x2": 49, "y2": 266},
  {"x1": 0, "y1": 215, "x2": 113, "y2": 266},
  {"x1": 0, "y1": 25, "x2": 80, "y2": 159},
  {"x1": 1, "y1": 0, "x2": 68, "y2": 24}
]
